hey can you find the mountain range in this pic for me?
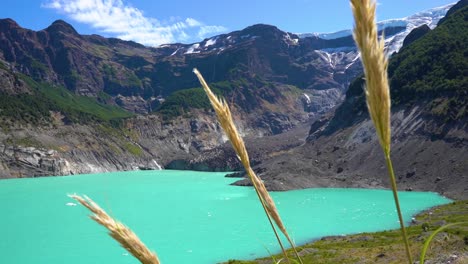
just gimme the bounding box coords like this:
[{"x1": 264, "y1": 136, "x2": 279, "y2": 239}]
[
  {"x1": 0, "y1": 1, "x2": 466, "y2": 199},
  {"x1": 224, "y1": 0, "x2": 467, "y2": 200}
]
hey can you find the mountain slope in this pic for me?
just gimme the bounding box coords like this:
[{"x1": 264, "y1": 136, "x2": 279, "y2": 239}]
[
  {"x1": 0, "y1": 3, "x2": 452, "y2": 124},
  {"x1": 300, "y1": 3, "x2": 455, "y2": 54},
  {"x1": 0, "y1": 3, "x2": 458, "y2": 179},
  {"x1": 0, "y1": 20, "x2": 357, "y2": 134},
  {"x1": 228, "y1": 1, "x2": 468, "y2": 200},
  {"x1": 322, "y1": 0, "x2": 467, "y2": 136}
]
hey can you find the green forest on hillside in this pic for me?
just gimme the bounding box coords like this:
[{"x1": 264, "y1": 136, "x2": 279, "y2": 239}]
[
  {"x1": 0, "y1": 74, "x2": 132, "y2": 125},
  {"x1": 329, "y1": 4, "x2": 467, "y2": 131}
]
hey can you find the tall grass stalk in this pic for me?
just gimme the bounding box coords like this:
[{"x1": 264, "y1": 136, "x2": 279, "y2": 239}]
[
  {"x1": 420, "y1": 222, "x2": 468, "y2": 263},
  {"x1": 349, "y1": 0, "x2": 413, "y2": 263},
  {"x1": 69, "y1": 194, "x2": 160, "y2": 264},
  {"x1": 193, "y1": 68, "x2": 303, "y2": 264}
]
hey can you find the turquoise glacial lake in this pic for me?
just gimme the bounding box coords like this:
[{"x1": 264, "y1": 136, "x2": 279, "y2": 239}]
[{"x1": 0, "y1": 170, "x2": 451, "y2": 263}]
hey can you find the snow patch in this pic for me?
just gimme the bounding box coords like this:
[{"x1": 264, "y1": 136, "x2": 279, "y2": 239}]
[
  {"x1": 303, "y1": 93, "x2": 311, "y2": 104},
  {"x1": 170, "y1": 48, "x2": 181, "y2": 56},
  {"x1": 284, "y1": 33, "x2": 299, "y2": 46},
  {"x1": 185, "y1": 43, "x2": 200, "y2": 54},
  {"x1": 314, "y1": 49, "x2": 360, "y2": 72},
  {"x1": 205, "y1": 38, "x2": 217, "y2": 47},
  {"x1": 298, "y1": 29, "x2": 351, "y2": 40},
  {"x1": 316, "y1": 50, "x2": 334, "y2": 69},
  {"x1": 299, "y1": 3, "x2": 454, "y2": 54},
  {"x1": 344, "y1": 53, "x2": 361, "y2": 70},
  {"x1": 152, "y1": 159, "x2": 163, "y2": 170},
  {"x1": 217, "y1": 47, "x2": 225, "y2": 54},
  {"x1": 320, "y1": 46, "x2": 356, "y2": 53},
  {"x1": 383, "y1": 3, "x2": 454, "y2": 54}
]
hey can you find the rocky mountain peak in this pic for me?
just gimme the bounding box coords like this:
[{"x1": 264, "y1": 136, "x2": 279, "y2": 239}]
[
  {"x1": 0, "y1": 18, "x2": 21, "y2": 31},
  {"x1": 299, "y1": 3, "x2": 455, "y2": 54},
  {"x1": 45, "y1": 19, "x2": 79, "y2": 36},
  {"x1": 241, "y1": 24, "x2": 281, "y2": 36},
  {"x1": 240, "y1": 23, "x2": 298, "y2": 44},
  {"x1": 401, "y1": 24, "x2": 430, "y2": 48},
  {"x1": 438, "y1": 0, "x2": 467, "y2": 25}
]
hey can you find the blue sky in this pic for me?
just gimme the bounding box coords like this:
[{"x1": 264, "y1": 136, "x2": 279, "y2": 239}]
[{"x1": 0, "y1": 0, "x2": 456, "y2": 46}]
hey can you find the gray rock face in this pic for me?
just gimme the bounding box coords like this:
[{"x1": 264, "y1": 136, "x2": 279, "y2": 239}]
[
  {"x1": 115, "y1": 95, "x2": 149, "y2": 114},
  {"x1": 307, "y1": 88, "x2": 344, "y2": 115},
  {"x1": 0, "y1": 145, "x2": 72, "y2": 177},
  {"x1": 255, "y1": 112, "x2": 295, "y2": 134},
  {"x1": 0, "y1": 66, "x2": 32, "y2": 95},
  {"x1": 229, "y1": 106, "x2": 468, "y2": 200},
  {"x1": 0, "y1": 111, "x2": 227, "y2": 178}
]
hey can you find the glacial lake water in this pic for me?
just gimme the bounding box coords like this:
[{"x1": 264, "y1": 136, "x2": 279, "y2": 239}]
[{"x1": 0, "y1": 170, "x2": 451, "y2": 263}]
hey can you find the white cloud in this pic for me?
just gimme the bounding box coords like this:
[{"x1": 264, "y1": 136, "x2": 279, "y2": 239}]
[
  {"x1": 177, "y1": 31, "x2": 190, "y2": 42},
  {"x1": 185, "y1": 18, "x2": 202, "y2": 27},
  {"x1": 41, "y1": 0, "x2": 227, "y2": 46},
  {"x1": 198, "y1": 25, "x2": 227, "y2": 39}
]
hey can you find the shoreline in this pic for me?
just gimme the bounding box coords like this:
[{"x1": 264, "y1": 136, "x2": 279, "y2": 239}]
[
  {"x1": 2, "y1": 166, "x2": 463, "y2": 201},
  {"x1": 226, "y1": 200, "x2": 468, "y2": 264},
  {"x1": 1, "y1": 169, "x2": 465, "y2": 263}
]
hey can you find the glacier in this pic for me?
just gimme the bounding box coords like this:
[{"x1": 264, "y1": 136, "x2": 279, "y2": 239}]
[{"x1": 300, "y1": 3, "x2": 455, "y2": 54}]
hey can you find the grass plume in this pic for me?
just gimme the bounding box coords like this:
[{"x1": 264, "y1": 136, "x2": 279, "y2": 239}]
[
  {"x1": 69, "y1": 194, "x2": 160, "y2": 264},
  {"x1": 350, "y1": 0, "x2": 390, "y2": 154},
  {"x1": 193, "y1": 68, "x2": 303, "y2": 264},
  {"x1": 420, "y1": 221, "x2": 468, "y2": 264},
  {"x1": 350, "y1": 0, "x2": 412, "y2": 263}
]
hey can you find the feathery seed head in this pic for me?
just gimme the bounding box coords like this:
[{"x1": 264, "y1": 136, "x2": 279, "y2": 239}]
[
  {"x1": 69, "y1": 194, "x2": 160, "y2": 264},
  {"x1": 350, "y1": 0, "x2": 391, "y2": 155},
  {"x1": 193, "y1": 68, "x2": 251, "y2": 169},
  {"x1": 193, "y1": 68, "x2": 299, "y2": 260},
  {"x1": 350, "y1": 2, "x2": 413, "y2": 263}
]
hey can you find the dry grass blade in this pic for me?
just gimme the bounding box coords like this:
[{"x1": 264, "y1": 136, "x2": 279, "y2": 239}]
[
  {"x1": 420, "y1": 222, "x2": 468, "y2": 264},
  {"x1": 69, "y1": 194, "x2": 160, "y2": 264},
  {"x1": 350, "y1": 0, "x2": 412, "y2": 263},
  {"x1": 193, "y1": 68, "x2": 303, "y2": 264},
  {"x1": 350, "y1": 0, "x2": 391, "y2": 155},
  {"x1": 247, "y1": 167, "x2": 288, "y2": 240}
]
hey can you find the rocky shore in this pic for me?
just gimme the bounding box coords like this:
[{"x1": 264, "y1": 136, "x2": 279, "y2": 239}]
[
  {"x1": 229, "y1": 107, "x2": 468, "y2": 201},
  {"x1": 225, "y1": 200, "x2": 468, "y2": 264},
  {"x1": 2, "y1": 105, "x2": 466, "y2": 202}
]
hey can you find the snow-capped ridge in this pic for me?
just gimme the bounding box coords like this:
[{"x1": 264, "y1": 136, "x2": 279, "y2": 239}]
[
  {"x1": 300, "y1": 30, "x2": 352, "y2": 40},
  {"x1": 204, "y1": 38, "x2": 217, "y2": 47},
  {"x1": 162, "y1": 3, "x2": 454, "y2": 60},
  {"x1": 299, "y1": 3, "x2": 454, "y2": 54},
  {"x1": 185, "y1": 43, "x2": 200, "y2": 54},
  {"x1": 299, "y1": 3, "x2": 454, "y2": 39}
]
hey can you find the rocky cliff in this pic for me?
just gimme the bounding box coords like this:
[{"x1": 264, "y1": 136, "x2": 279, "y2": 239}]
[
  {"x1": 0, "y1": 110, "x2": 229, "y2": 178},
  {"x1": 221, "y1": 1, "x2": 468, "y2": 200},
  {"x1": 0, "y1": 3, "x2": 458, "y2": 180},
  {"x1": 0, "y1": 19, "x2": 361, "y2": 117},
  {"x1": 0, "y1": 17, "x2": 364, "y2": 177}
]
